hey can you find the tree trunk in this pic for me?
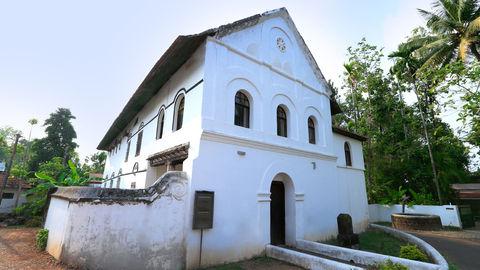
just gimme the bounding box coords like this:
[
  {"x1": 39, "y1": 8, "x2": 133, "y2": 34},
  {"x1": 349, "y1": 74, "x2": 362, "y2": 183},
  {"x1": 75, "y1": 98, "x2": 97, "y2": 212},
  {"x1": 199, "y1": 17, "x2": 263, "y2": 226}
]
[{"x1": 413, "y1": 83, "x2": 443, "y2": 204}]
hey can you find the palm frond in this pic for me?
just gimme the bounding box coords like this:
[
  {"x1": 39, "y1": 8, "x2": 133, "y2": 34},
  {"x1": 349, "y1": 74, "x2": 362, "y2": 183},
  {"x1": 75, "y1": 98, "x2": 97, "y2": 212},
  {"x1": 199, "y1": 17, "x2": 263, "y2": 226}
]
[
  {"x1": 460, "y1": 0, "x2": 480, "y2": 21},
  {"x1": 440, "y1": 0, "x2": 460, "y2": 21},
  {"x1": 467, "y1": 16, "x2": 480, "y2": 35},
  {"x1": 418, "y1": 43, "x2": 457, "y2": 70}
]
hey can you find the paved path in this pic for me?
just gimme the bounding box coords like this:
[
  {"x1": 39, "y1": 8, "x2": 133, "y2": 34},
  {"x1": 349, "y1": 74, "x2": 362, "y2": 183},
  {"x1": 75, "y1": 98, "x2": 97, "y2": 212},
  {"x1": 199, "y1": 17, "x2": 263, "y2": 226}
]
[{"x1": 412, "y1": 231, "x2": 480, "y2": 270}]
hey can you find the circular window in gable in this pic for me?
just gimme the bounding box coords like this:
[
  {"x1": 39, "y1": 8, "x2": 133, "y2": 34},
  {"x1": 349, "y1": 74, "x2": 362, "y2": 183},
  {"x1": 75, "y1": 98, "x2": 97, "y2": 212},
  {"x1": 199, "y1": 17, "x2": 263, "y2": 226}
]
[{"x1": 276, "y1": 37, "x2": 286, "y2": 53}]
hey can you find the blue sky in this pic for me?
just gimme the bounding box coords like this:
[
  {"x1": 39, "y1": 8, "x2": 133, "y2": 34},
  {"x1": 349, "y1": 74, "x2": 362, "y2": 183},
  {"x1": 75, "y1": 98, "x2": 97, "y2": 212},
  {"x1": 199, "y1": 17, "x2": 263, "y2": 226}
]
[{"x1": 0, "y1": 0, "x2": 430, "y2": 158}]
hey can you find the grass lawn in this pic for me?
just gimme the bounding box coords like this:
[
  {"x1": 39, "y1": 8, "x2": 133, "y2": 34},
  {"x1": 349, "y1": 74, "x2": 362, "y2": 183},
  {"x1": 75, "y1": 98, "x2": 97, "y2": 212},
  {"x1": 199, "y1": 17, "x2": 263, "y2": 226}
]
[
  {"x1": 322, "y1": 229, "x2": 408, "y2": 257},
  {"x1": 358, "y1": 230, "x2": 407, "y2": 257}
]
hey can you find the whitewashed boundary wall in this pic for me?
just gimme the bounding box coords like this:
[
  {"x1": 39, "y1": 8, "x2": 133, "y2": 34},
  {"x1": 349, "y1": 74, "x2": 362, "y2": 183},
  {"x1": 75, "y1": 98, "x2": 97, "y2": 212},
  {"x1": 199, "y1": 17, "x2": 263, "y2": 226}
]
[
  {"x1": 44, "y1": 172, "x2": 189, "y2": 270},
  {"x1": 368, "y1": 204, "x2": 462, "y2": 228}
]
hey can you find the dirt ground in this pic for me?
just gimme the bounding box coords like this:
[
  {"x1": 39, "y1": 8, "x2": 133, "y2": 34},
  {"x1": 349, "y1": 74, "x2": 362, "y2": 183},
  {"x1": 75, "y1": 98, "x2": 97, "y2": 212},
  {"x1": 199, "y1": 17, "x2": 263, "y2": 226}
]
[
  {"x1": 0, "y1": 227, "x2": 70, "y2": 270},
  {"x1": 0, "y1": 227, "x2": 300, "y2": 270},
  {"x1": 203, "y1": 256, "x2": 303, "y2": 270}
]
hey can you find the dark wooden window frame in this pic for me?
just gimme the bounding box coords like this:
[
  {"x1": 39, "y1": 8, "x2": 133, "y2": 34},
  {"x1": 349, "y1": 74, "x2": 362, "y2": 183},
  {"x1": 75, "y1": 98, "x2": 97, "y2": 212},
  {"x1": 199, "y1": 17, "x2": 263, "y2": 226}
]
[
  {"x1": 234, "y1": 91, "x2": 250, "y2": 128},
  {"x1": 173, "y1": 95, "x2": 185, "y2": 131},
  {"x1": 125, "y1": 141, "x2": 131, "y2": 162},
  {"x1": 276, "y1": 106, "x2": 288, "y2": 137},
  {"x1": 308, "y1": 116, "x2": 316, "y2": 144},
  {"x1": 344, "y1": 142, "x2": 352, "y2": 166},
  {"x1": 135, "y1": 123, "x2": 144, "y2": 157},
  {"x1": 156, "y1": 108, "x2": 165, "y2": 139}
]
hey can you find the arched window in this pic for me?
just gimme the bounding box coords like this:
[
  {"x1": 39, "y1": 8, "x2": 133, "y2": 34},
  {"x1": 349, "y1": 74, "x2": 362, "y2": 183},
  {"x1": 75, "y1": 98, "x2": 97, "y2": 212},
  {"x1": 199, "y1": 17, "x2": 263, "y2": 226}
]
[
  {"x1": 234, "y1": 91, "x2": 250, "y2": 128},
  {"x1": 308, "y1": 117, "x2": 316, "y2": 144},
  {"x1": 116, "y1": 169, "x2": 122, "y2": 188},
  {"x1": 156, "y1": 108, "x2": 165, "y2": 139},
  {"x1": 173, "y1": 95, "x2": 185, "y2": 131},
  {"x1": 135, "y1": 122, "x2": 144, "y2": 156},
  {"x1": 344, "y1": 142, "x2": 352, "y2": 166},
  {"x1": 133, "y1": 162, "x2": 139, "y2": 174},
  {"x1": 276, "y1": 106, "x2": 288, "y2": 137},
  {"x1": 125, "y1": 140, "x2": 131, "y2": 162},
  {"x1": 110, "y1": 173, "x2": 115, "y2": 188}
]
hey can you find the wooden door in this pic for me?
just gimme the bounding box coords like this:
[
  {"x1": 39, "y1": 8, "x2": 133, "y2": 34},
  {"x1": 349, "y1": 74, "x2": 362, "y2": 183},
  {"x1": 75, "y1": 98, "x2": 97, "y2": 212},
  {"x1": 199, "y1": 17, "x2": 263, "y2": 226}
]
[{"x1": 270, "y1": 181, "x2": 285, "y2": 245}]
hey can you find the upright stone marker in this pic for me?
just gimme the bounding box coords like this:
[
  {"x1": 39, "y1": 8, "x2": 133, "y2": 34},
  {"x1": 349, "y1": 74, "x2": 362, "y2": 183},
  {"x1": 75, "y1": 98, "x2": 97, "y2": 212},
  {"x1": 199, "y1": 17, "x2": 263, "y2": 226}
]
[{"x1": 337, "y1": 213, "x2": 359, "y2": 248}]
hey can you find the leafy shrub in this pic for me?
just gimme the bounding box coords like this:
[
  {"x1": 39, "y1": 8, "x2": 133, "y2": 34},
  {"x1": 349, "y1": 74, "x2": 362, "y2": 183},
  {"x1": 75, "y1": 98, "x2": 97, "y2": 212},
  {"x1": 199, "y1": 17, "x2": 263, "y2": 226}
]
[
  {"x1": 17, "y1": 159, "x2": 89, "y2": 218},
  {"x1": 399, "y1": 244, "x2": 428, "y2": 262},
  {"x1": 377, "y1": 260, "x2": 408, "y2": 270},
  {"x1": 36, "y1": 229, "x2": 49, "y2": 251},
  {"x1": 409, "y1": 189, "x2": 437, "y2": 205},
  {"x1": 25, "y1": 216, "x2": 43, "y2": 227}
]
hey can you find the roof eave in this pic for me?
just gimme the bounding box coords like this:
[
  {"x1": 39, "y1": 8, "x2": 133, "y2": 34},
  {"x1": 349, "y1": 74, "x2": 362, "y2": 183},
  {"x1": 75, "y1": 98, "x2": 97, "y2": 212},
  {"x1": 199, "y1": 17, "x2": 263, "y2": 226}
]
[{"x1": 97, "y1": 31, "x2": 214, "y2": 150}]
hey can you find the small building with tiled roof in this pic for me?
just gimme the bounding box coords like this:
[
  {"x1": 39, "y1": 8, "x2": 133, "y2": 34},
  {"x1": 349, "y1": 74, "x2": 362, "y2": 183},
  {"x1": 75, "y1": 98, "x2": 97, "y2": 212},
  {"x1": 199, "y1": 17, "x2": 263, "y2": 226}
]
[{"x1": 0, "y1": 172, "x2": 31, "y2": 213}]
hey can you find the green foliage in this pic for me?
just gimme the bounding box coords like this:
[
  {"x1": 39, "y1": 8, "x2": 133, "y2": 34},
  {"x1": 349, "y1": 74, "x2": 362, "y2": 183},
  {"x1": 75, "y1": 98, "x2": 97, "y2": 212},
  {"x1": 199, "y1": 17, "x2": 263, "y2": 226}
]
[
  {"x1": 37, "y1": 157, "x2": 66, "y2": 179},
  {"x1": 377, "y1": 260, "x2": 408, "y2": 270},
  {"x1": 409, "y1": 189, "x2": 437, "y2": 205},
  {"x1": 0, "y1": 126, "x2": 25, "y2": 164},
  {"x1": 401, "y1": 0, "x2": 480, "y2": 70},
  {"x1": 36, "y1": 229, "x2": 48, "y2": 251},
  {"x1": 25, "y1": 216, "x2": 43, "y2": 227},
  {"x1": 16, "y1": 158, "x2": 89, "y2": 218},
  {"x1": 82, "y1": 152, "x2": 107, "y2": 174},
  {"x1": 29, "y1": 108, "x2": 78, "y2": 171},
  {"x1": 337, "y1": 39, "x2": 472, "y2": 204},
  {"x1": 399, "y1": 244, "x2": 429, "y2": 262}
]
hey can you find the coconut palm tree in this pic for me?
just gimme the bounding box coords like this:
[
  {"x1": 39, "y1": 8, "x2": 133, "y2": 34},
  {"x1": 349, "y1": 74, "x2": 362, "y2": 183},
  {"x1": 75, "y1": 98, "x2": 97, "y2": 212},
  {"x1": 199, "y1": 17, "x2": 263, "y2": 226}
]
[
  {"x1": 407, "y1": 0, "x2": 480, "y2": 69},
  {"x1": 389, "y1": 45, "x2": 443, "y2": 204}
]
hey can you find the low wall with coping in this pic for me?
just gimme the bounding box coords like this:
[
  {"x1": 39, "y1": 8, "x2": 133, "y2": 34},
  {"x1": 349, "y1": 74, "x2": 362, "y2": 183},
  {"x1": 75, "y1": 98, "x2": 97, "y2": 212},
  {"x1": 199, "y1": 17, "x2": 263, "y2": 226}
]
[
  {"x1": 370, "y1": 224, "x2": 449, "y2": 270},
  {"x1": 266, "y1": 245, "x2": 363, "y2": 270},
  {"x1": 296, "y1": 239, "x2": 442, "y2": 270},
  {"x1": 44, "y1": 172, "x2": 189, "y2": 270},
  {"x1": 369, "y1": 204, "x2": 462, "y2": 228}
]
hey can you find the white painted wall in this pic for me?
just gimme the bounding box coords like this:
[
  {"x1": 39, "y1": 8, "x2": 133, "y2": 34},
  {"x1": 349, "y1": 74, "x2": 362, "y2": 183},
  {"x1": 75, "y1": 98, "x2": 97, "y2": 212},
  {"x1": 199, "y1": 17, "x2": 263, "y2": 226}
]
[
  {"x1": 44, "y1": 188, "x2": 189, "y2": 269},
  {"x1": 181, "y1": 15, "x2": 369, "y2": 268},
  {"x1": 102, "y1": 44, "x2": 206, "y2": 189},
  {"x1": 369, "y1": 204, "x2": 462, "y2": 228},
  {"x1": 185, "y1": 134, "x2": 368, "y2": 268},
  {"x1": 90, "y1": 10, "x2": 370, "y2": 270},
  {"x1": 0, "y1": 188, "x2": 27, "y2": 213},
  {"x1": 44, "y1": 198, "x2": 70, "y2": 259}
]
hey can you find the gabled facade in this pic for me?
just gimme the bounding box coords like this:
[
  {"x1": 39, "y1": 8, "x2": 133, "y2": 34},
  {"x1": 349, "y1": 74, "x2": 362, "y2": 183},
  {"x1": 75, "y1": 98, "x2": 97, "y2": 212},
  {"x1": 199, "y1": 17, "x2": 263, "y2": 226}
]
[{"x1": 93, "y1": 8, "x2": 368, "y2": 268}]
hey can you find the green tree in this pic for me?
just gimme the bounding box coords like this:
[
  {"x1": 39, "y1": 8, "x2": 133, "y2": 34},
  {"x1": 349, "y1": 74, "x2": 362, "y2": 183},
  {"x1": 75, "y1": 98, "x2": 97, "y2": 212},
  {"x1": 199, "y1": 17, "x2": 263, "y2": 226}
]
[
  {"x1": 405, "y1": 0, "x2": 480, "y2": 69},
  {"x1": 29, "y1": 108, "x2": 78, "y2": 171},
  {"x1": 427, "y1": 61, "x2": 480, "y2": 152},
  {"x1": 390, "y1": 43, "x2": 444, "y2": 204},
  {"x1": 82, "y1": 152, "x2": 107, "y2": 174},
  {"x1": 336, "y1": 39, "x2": 470, "y2": 204},
  {"x1": 16, "y1": 159, "x2": 88, "y2": 218}
]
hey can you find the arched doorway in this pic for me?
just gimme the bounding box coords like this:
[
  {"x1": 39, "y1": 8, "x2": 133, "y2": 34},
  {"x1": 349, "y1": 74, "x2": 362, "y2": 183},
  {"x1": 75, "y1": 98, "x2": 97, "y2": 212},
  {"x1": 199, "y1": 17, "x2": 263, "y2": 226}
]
[
  {"x1": 269, "y1": 173, "x2": 295, "y2": 246},
  {"x1": 270, "y1": 181, "x2": 285, "y2": 245}
]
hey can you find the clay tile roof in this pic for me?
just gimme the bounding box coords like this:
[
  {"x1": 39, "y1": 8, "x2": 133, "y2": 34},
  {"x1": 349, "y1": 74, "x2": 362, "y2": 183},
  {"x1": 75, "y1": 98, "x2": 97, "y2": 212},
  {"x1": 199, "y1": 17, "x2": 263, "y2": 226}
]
[
  {"x1": 451, "y1": 183, "x2": 480, "y2": 200},
  {"x1": 332, "y1": 126, "x2": 367, "y2": 142},
  {"x1": 97, "y1": 8, "x2": 340, "y2": 151},
  {"x1": 0, "y1": 172, "x2": 31, "y2": 189}
]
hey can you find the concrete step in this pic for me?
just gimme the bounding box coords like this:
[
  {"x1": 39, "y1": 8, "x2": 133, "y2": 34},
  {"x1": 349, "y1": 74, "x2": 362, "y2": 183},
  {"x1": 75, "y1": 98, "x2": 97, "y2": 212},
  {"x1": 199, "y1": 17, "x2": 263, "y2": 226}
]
[{"x1": 266, "y1": 244, "x2": 365, "y2": 270}]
